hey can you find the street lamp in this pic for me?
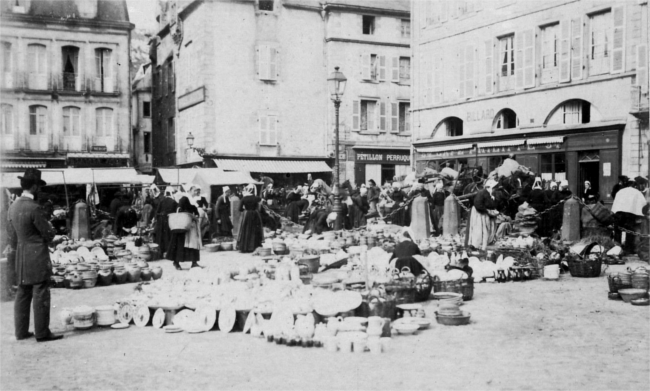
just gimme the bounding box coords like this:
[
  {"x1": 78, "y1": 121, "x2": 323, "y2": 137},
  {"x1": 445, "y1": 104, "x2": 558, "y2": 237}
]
[
  {"x1": 186, "y1": 132, "x2": 205, "y2": 156},
  {"x1": 328, "y1": 67, "x2": 347, "y2": 230}
]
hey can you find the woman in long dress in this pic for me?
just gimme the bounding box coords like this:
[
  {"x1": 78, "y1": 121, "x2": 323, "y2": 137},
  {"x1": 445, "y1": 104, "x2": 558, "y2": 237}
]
[
  {"x1": 469, "y1": 179, "x2": 498, "y2": 251},
  {"x1": 409, "y1": 184, "x2": 431, "y2": 241},
  {"x1": 430, "y1": 182, "x2": 447, "y2": 235},
  {"x1": 389, "y1": 184, "x2": 408, "y2": 226},
  {"x1": 154, "y1": 187, "x2": 178, "y2": 256},
  {"x1": 237, "y1": 184, "x2": 264, "y2": 253},
  {"x1": 167, "y1": 196, "x2": 201, "y2": 270},
  {"x1": 213, "y1": 186, "x2": 233, "y2": 237}
]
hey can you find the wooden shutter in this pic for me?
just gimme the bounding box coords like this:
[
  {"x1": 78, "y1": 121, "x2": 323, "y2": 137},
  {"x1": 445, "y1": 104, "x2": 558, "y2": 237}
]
[
  {"x1": 523, "y1": 29, "x2": 535, "y2": 88},
  {"x1": 361, "y1": 53, "x2": 371, "y2": 80},
  {"x1": 465, "y1": 45, "x2": 475, "y2": 98},
  {"x1": 637, "y1": 44, "x2": 648, "y2": 93},
  {"x1": 269, "y1": 47, "x2": 279, "y2": 80},
  {"x1": 610, "y1": 5, "x2": 625, "y2": 74},
  {"x1": 256, "y1": 45, "x2": 267, "y2": 80},
  {"x1": 390, "y1": 102, "x2": 398, "y2": 133},
  {"x1": 379, "y1": 101, "x2": 387, "y2": 132},
  {"x1": 378, "y1": 55, "x2": 387, "y2": 81},
  {"x1": 559, "y1": 19, "x2": 571, "y2": 82},
  {"x1": 103, "y1": 50, "x2": 113, "y2": 93},
  {"x1": 426, "y1": 53, "x2": 433, "y2": 105},
  {"x1": 515, "y1": 32, "x2": 524, "y2": 89},
  {"x1": 268, "y1": 115, "x2": 277, "y2": 145},
  {"x1": 391, "y1": 57, "x2": 399, "y2": 82},
  {"x1": 405, "y1": 104, "x2": 410, "y2": 132},
  {"x1": 259, "y1": 115, "x2": 268, "y2": 145},
  {"x1": 484, "y1": 39, "x2": 494, "y2": 94},
  {"x1": 458, "y1": 46, "x2": 466, "y2": 99},
  {"x1": 434, "y1": 54, "x2": 442, "y2": 103},
  {"x1": 570, "y1": 17, "x2": 583, "y2": 81},
  {"x1": 352, "y1": 100, "x2": 360, "y2": 131}
]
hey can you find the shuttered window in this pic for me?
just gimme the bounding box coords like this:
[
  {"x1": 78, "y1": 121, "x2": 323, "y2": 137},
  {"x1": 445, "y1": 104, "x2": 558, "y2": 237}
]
[
  {"x1": 96, "y1": 108, "x2": 113, "y2": 137},
  {"x1": 63, "y1": 106, "x2": 81, "y2": 136},
  {"x1": 399, "y1": 57, "x2": 410, "y2": 83},
  {"x1": 559, "y1": 20, "x2": 571, "y2": 83},
  {"x1": 256, "y1": 45, "x2": 280, "y2": 81},
  {"x1": 360, "y1": 100, "x2": 376, "y2": 131},
  {"x1": 610, "y1": 5, "x2": 625, "y2": 74},
  {"x1": 589, "y1": 11, "x2": 611, "y2": 76},
  {"x1": 1, "y1": 104, "x2": 13, "y2": 135},
  {"x1": 259, "y1": 114, "x2": 278, "y2": 145},
  {"x1": 541, "y1": 23, "x2": 560, "y2": 84},
  {"x1": 399, "y1": 102, "x2": 410, "y2": 133},
  {"x1": 498, "y1": 35, "x2": 515, "y2": 91},
  {"x1": 29, "y1": 106, "x2": 47, "y2": 135},
  {"x1": 636, "y1": 45, "x2": 648, "y2": 92}
]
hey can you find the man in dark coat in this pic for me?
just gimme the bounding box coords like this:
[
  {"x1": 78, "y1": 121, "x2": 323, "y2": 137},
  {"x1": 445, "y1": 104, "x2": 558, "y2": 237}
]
[
  {"x1": 213, "y1": 186, "x2": 233, "y2": 237},
  {"x1": 154, "y1": 187, "x2": 178, "y2": 256},
  {"x1": 7, "y1": 169, "x2": 63, "y2": 342}
]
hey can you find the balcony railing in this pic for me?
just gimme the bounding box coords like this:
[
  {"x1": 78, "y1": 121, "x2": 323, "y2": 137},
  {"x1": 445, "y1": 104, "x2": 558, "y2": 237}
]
[
  {"x1": 7, "y1": 72, "x2": 118, "y2": 94},
  {"x1": 631, "y1": 85, "x2": 649, "y2": 116},
  {"x1": 86, "y1": 75, "x2": 118, "y2": 94}
]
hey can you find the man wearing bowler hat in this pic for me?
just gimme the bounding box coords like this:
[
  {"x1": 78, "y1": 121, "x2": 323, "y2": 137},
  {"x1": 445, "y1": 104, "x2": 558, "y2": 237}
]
[{"x1": 7, "y1": 168, "x2": 63, "y2": 342}]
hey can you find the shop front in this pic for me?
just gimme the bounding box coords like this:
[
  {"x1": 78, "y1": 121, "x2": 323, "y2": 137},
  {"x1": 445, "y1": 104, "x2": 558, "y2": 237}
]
[
  {"x1": 353, "y1": 148, "x2": 411, "y2": 186},
  {"x1": 414, "y1": 123, "x2": 624, "y2": 205}
]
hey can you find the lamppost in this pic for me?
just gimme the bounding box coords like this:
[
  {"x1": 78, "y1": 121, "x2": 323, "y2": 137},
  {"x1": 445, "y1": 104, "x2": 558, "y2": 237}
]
[
  {"x1": 185, "y1": 132, "x2": 205, "y2": 156},
  {"x1": 328, "y1": 66, "x2": 347, "y2": 230}
]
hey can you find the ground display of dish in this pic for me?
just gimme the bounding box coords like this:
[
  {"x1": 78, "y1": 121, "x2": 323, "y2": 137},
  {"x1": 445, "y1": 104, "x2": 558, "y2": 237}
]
[{"x1": 1, "y1": 251, "x2": 648, "y2": 391}]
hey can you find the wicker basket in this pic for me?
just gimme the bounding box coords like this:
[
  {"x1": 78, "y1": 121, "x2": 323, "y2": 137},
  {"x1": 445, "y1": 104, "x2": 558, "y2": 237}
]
[
  {"x1": 168, "y1": 212, "x2": 193, "y2": 232},
  {"x1": 607, "y1": 274, "x2": 632, "y2": 293},
  {"x1": 568, "y1": 258, "x2": 603, "y2": 278},
  {"x1": 432, "y1": 276, "x2": 474, "y2": 301}
]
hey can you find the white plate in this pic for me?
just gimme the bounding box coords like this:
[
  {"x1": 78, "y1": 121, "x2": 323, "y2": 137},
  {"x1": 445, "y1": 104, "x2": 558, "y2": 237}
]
[
  {"x1": 118, "y1": 303, "x2": 133, "y2": 325},
  {"x1": 196, "y1": 307, "x2": 217, "y2": 332},
  {"x1": 165, "y1": 328, "x2": 183, "y2": 334},
  {"x1": 218, "y1": 306, "x2": 236, "y2": 333},
  {"x1": 152, "y1": 308, "x2": 166, "y2": 329},
  {"x1": 133, "y1": 305, "x2": 150, "y2": 327},
  {"x1": 111, "y1": 322, "x2": 129, "y2": 329},
  {"x1": 173, "y1": 309, "x2": 195, "y2": 329},
  {"x1": 243, "y1": 311, "x2": 255, "y2": 334}
]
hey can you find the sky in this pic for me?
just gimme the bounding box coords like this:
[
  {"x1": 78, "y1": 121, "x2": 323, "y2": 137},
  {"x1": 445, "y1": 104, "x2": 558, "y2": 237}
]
[{"x1": 127, "y1": 0, "x2": 158, "y2": 32}]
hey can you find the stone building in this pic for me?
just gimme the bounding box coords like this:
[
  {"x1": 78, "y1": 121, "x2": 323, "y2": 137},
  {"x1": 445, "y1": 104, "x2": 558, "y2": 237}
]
[
  {"x1": 151, "y1": 0, "x2": 409, "y2": 186},
  {"x1": 131, "y1": 63, "x2": 153, "y2": 173},
  {"x1": 411, "y1": 0, "x2": 648, "y2": 204},
  {"x1": 0, "y1": 0, "x2": 134, "y2": 171}
]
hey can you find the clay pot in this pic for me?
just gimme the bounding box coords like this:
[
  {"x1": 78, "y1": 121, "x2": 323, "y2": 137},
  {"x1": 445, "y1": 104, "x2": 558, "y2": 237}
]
[
  {"x1": 151, "y1": 266, "x2": 163, "y2": 280},
  {"x1": 140, "y1": 268, "x2": 152, "y2": 281},
  {"x1": 97, "y1": 270, "x2": 113, "y2": 286},
  {"x1": 125, "y1": 265, "x2": 141, "y2": 283},
  {"x1": 113, "y1": 269, "x2": 129, "y2": 284}
]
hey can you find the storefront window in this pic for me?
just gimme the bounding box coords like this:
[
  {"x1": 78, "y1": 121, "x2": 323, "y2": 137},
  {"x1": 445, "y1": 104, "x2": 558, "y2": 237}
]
[{"x1": 541, "y1": 153, "x2": 566, "y2": 182}]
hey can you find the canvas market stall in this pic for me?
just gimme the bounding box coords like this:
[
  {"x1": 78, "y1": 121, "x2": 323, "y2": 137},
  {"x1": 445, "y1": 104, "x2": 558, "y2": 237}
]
[{"x1": 155, "y1": 168, "x2": 260, "y2": 203}]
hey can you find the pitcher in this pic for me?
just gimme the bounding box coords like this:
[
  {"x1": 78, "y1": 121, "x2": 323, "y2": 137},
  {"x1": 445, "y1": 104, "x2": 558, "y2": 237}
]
[{"x1": 367, "y1": 316, "x2": 385, "y2": 337}]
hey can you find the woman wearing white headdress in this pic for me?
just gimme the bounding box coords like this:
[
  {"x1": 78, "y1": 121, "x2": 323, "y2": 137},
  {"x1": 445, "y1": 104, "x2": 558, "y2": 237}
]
[
  {"x1": 237, "y1": 184, "x2": 263, "y2": 253},
  {"x1": 469, "y1": 179, "x2": 498, "y2": 251}
]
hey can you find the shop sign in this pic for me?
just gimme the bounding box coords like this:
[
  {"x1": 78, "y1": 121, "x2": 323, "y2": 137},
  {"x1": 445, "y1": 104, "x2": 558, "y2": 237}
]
[
  {"x1": 178, "y1": 86, "x2": 205, "y2": 112},
  {"x1": 466, "y1": 109, "x2": 495, "y2": 122},
  {"x1": 419, "y1": 143, "x2": 561, "y2": 159},
  {"x1": 355, "y1": 150, "x2": 410, "y2": 164},
  {"x1": 91, "y1": 146, "x2": 107, "y2": 152}
]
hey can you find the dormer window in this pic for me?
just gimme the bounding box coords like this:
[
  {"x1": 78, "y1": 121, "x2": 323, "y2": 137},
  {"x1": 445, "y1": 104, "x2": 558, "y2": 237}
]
[{"x1": 259, "y1": 0, "x2": 274, "y2": 12}]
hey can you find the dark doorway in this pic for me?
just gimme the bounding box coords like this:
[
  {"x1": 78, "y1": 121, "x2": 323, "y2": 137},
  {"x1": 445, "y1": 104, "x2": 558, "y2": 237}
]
[
  {"x1": 579, "y1": 161, "x2": 599, "y2": 199},
  {"x1": 381, "y1": 164, "x2": 395, "y2": 185}
]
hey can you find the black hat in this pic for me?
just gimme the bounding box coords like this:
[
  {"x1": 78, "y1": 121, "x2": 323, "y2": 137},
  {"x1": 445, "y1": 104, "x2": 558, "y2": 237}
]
[
  {"x1": 18, "y1": 168, "x2": 46, "y2": 186},
  {"x1": 619, "y1": 175, "x2": 629, "y2": 182}
]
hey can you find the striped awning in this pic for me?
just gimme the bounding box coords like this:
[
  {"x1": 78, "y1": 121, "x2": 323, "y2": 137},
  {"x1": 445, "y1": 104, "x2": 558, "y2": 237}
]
[
  {"x1": 67, "y1": 153, "x2": 130, "y2": 159},
  {"x1": 0, "y1": 161, "x2": 46, "y2": 169},
  {"x1": 417, "y1": 143, "x2": 474, "y2": 154},
  {"x1": 213, "y1": 159, "x2": 331, "y2": 173},
  {"x1": 476, "y1": 139, "x2": 526, "y2": 149},
  {"x1": 527, "y1": 136, "x2": 565, "y2": 145}
]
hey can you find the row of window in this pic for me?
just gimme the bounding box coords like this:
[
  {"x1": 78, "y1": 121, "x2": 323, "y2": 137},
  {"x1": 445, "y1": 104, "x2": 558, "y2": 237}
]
[
  {"x1": 362, "y1": 15, "x2": 411, "y2": 39},
  {"x1": 433, "y1": 99, "x2": 592, "y2": 138},
  {"x1": 361, "y1": 54, "x2": 410, "y2": 84},
  {"x1": 1, "y1": 42, "x2": 115, "y2": 92},
  {"x1": 1, "y1": 104, "x2": 114, "y2": 139},
  {"x1": 421, "y1": 6, "x2": 645, "y2": 105},
  {"x1": 422, "y1": 0, "x2": 484, "y2": 27},
  {"x1": 352, "y1": 100, "x2": 411, "y2": 134}
]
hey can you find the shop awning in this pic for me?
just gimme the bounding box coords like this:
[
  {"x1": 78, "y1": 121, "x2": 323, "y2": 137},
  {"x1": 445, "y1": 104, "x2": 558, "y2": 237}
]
[
  {"x1": 193, "y1": 169, "x2": 260, "y2": 187},
  {"x1": 156, "y1": 168, "x2": 201, "y2": 184},
  {"x1": 527, "y1": 136, "x2": 565, "y2": 145},
  {"x1": 476, "y1": 139, "x2": 525, "y2": 149},
  {"x1": 417, "y1": 144, "x2": 474, "y2": 154},
  {"x1": 0, "y1": 168, "x2": 140, "y2": 188},
  {"x1": 135, "y1": 175, "x2": 156, "y2": 184},
  {"x1": 213, "y1": 159, "x2": 331, "y2": 173},
  {"x1": 67, "y1": 153, "x2": 130, "y2": 159},
  {"x1": 1, "y1": 160, "x2": 47, "y2": 169}
]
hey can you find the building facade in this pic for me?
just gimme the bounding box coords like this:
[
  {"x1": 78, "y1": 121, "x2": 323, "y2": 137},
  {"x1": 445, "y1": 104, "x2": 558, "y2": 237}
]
[
  {"x1": 131, "y1": 63, "x2": 153, "y2": 173},
  {"x1": 411, "y1": 0, "x2": 649, "y2": 205},
  {"x1": 0, "y1": 0, "x2": 134, "y2": 171},
  {"x1": 151, "y1": 0, "x2": 409, "y2": 186}
]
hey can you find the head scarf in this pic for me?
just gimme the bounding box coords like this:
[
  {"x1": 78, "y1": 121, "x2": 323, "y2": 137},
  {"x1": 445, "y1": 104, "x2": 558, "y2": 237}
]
[
  {"x1": 436, "y1": 182, "x2": 443, "y2": 190},
  {"x1": 164, "y1": 186, "x2": 175, "y2": 196},
  {"x1": 533, "y1": 177, "x2": 542, "y2": 190},
  {"x1": 550, "y1": 181, "x2": 558, "y2": 190},
  {"x1": 150, "y1": 184, "x2": 160, "y2": 198},
  {"x1": 560, "y1": 180, "x2": 569, "y2": 188},
  {"x1": 243, "y1": 184, "x2": 256, "y2": 197},
  {"x1": 178, "y1": 196, "x2": 193, "y2": 212},
  {"x1": 223, "y1": 186, "x2": 230, "y2": 193},
  {"x1": 485, "y1": 179, "x2": 498, "y2": 189},
  {"x1": 584, "y1": 181, "x2": 591, "y2": 191}
]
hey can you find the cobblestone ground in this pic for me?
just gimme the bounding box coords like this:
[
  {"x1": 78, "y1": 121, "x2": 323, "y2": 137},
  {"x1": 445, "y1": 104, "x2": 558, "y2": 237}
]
[{"x1": 1, "y1": 251, "x2": 648, "y2": 391}]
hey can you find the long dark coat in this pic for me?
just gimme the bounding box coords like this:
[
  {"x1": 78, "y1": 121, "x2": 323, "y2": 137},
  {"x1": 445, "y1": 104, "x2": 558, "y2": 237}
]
[
  {"x1": 213, "y1": 194, "x2": 233, "y2": 236},
  {"x1": 7, "y1": 197, "x2": 56, "y2": 285},
  {"x1": 154, "y1": 196, "x2": 178, "y2": 254}
]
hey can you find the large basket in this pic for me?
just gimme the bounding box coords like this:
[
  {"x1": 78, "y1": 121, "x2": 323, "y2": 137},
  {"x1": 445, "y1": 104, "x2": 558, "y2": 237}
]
[
  {"x1": 607, "y1": 274, "x2": 632, "y2": 293},
  {"x1": 568, "y1": 258, "x2": 603, "y2": 278},
  {"x1": 432, "y1": 277, "x2": 474, "y2": 301},
  {"x1": 168, "y1": 212, "x2": 193, "y2": 232}
]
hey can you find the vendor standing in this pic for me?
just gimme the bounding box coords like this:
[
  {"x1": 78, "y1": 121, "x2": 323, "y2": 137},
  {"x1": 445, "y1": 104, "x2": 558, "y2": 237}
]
[
  {"x1": 469, "y1": 179, "x2": 498, "y2": 251},
  {"x1": 409, "y1": 184, "x2": 431, "y2": 241},
  {"x1": 7, "y1": 169, "x2": 63, "y2": 342},
  {"x1": 213, "y1": 186, "x2": 233, "y2": 237},
  {"x1": 154, "y1": 187, "x2": 178, "y2": 257},
  {"x1": 612, "y1": 179, "x2": 648, "y2": 255},
  {"x1": 390, "y1": 183, "x2": 409, "y2": 226},
  {"x1": 430, "y1": 182, "x2": 447, "y2": 236},
  {"x1": 237, "y1": 184, "x2": 264, "y2": 253},
  {"x1": 167, "y1": 196, "x2": 202, "y2": 270}
]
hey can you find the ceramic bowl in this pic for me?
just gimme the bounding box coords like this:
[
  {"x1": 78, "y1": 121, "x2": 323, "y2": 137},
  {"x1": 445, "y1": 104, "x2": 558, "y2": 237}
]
[
  {"x1": 393, "y1": 323, "x2": 419, "y2": 335},
  {"x1": 618, "y1": 289, "x2": 648, "y2": 303}
]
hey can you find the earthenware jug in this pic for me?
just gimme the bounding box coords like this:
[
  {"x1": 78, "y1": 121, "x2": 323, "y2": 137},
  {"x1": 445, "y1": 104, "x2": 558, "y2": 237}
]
[{"x1": 367, "y1": 316, "x2": 385, "y2": 337}]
